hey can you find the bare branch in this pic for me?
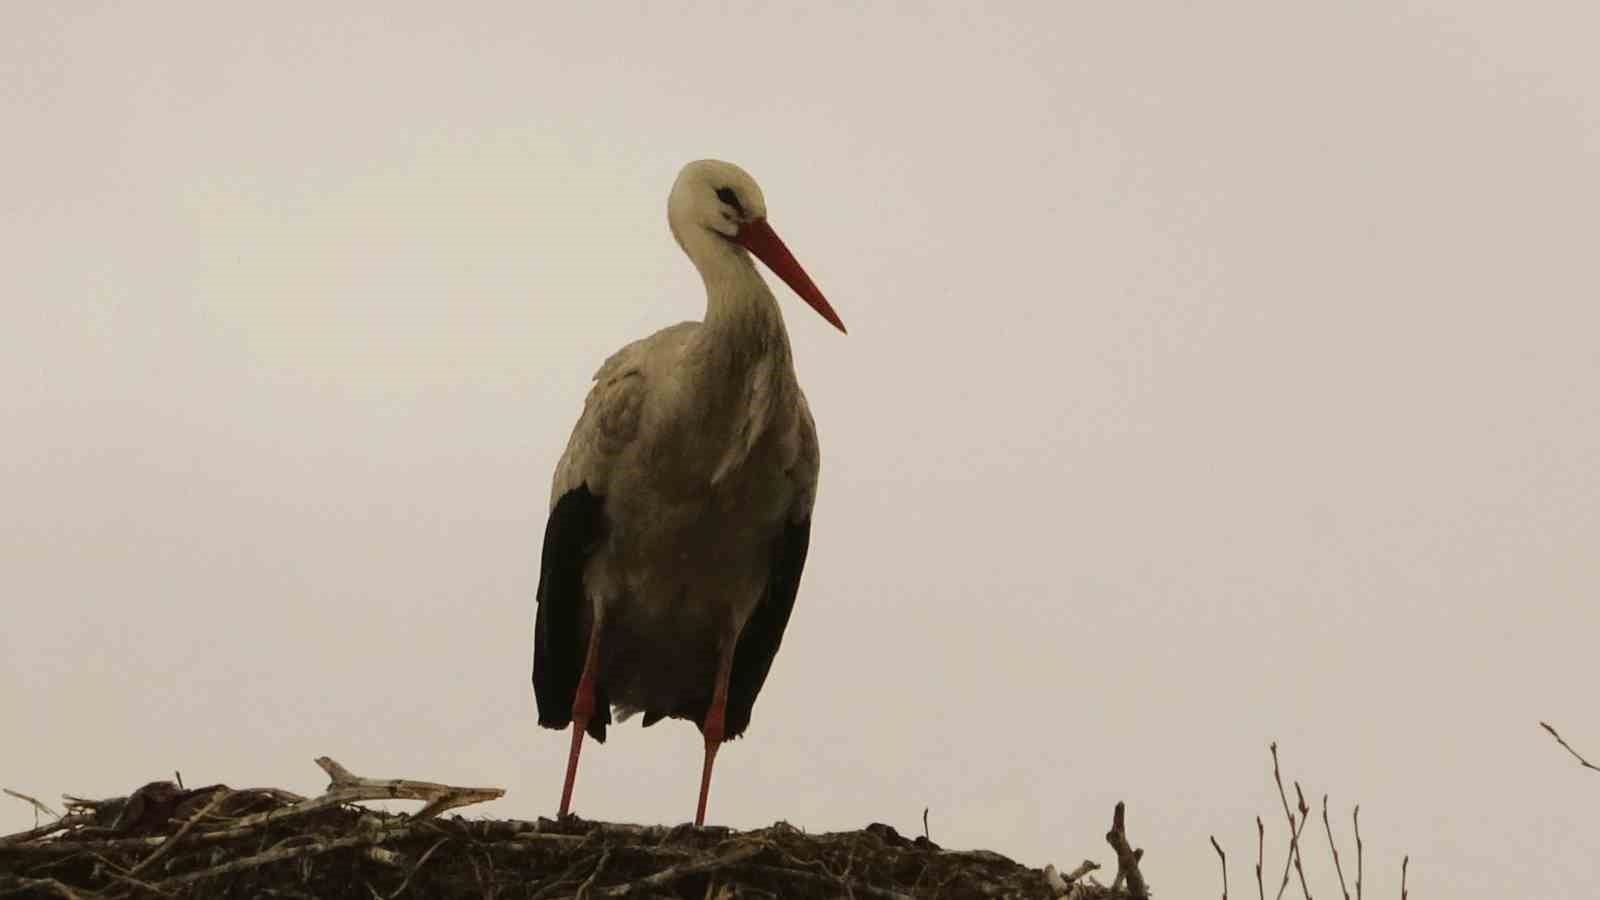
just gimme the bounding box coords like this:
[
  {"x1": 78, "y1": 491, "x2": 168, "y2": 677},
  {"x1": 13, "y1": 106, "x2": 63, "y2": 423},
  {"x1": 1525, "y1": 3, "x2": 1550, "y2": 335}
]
[
  {"x1": 1065, "y1": 860, "x2": 1100, "y2": 882},
  {"x1": 386, "y1": 836, "x2": 450, "y2": 899},
  {"x1": 737, "y1": 864, "x2": 917, "y2": 900},
  {"x1": 1400, "y1": 855, "x2": 1408, "y2": 900},
  {"x1": 0, "y1": 878, "x2": 89, "y2": 900},
  {"x1": 1292, "y1": 783, "x2": 1312, "y2": 900},
  {"x1": 1353, "y1": 806, "x2": 1363, "y2": 900},
  {"x1": 181, "y1": 757, "x2": 503, "y2": 840},
  {"x1": 1541, "y1": 722, "x2": 1600, "y2": 773},
  {"x1": 129, "y1": 787, "x2": 229, "y2": 876},
  {"x1": 1321, "y1": 795, "x2": 1351, "y2": 900},
  {"x1": 589, "y1": 842, "x2": 761, "y2": 897},
  {"x1": 575, "y1": 846, "x2": 611, "y2": 899},
  {"x1": 154, "y1": 822, "x2": 429, "y2": 888},
  {"x1": 106, "y1": 869, "x2": 177, "y2": 896},
  {"x1": 0, "y1": 813, "x2": 93, "y2": 846},
  {"x1": 1256, "y1": 816, "x2": 1265, "y2": 900},
  {"x1": 1104, "y1": 801, "x2": 1149, "y2": 899},
  {"x1": 314, "y1": 757, "x2": 504, "y2": 820},
  {"x1": 1211, "y1": 834, "x2": 1229, "y2": 900},
  {"x1": 1270, "y1": 744, "x2": 1307, "y2": 900},
  {"x1": 3, "y1": 789, "x2": 60, "y2": 822}
]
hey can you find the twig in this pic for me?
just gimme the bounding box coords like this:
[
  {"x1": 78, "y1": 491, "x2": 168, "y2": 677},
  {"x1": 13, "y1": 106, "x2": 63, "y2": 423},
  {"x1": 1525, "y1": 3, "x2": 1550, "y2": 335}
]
[
  {"x1": 106, "y1": 869, "x2": 177, "y2": 896},
  {"x1": 1541, "y1": 722, "x2": 1600, "y2": 773},
  {"x1": 0, "y1": 878, "x2": 87, "y2": 900},
  {"x1": 1256, "y1": 817, "x2": 1265, "y2": 900},
  {"x1": 575, "y1": 847, "x2": 611, "y2": 900},
  {"x1": 922, "y1": 807, "x2": 929, "y2": 842},
  {"x1": 1292, "y1": 783, "x2": 1313, "y2": 900},
  {"x1": 8, "y1": 760, "x2": 500, "y2": 858},
  {"x1": 836, "y1": 835, "x2": 861, "y2": 900},
  {"x1": 1104, "y1": 802, "x2": 1149, "y2": 899},
  {"x1": 736, "y1": 864, "x2": 916, "y2": 900},
  {"x1": 1353, "y1": 807, "x2": 1363, "y2": 900},
  {"x1": 1065, "y1": 860, "x2": 1100, "y2": 882},
  {"x1": 4, "y1": 789, "x2": 60, "y2": 822},
  {"x1": 387, "y1": 836, "x2": 450, "y2": 898},
  {"x1": 1321, "y1": 795, "x2": 1351, "y2": 900},
  {"x1": 128, "y1": 786, "x2": 228, "y2": 875},
  {"x1": 589, "y1": 842, "x2": 761, "y2": 897},
  {"x1": 152, "y1": 822, "x2": 426, "y2": 888},
  {"x1": 1211, "y1": 835, "x2": 1229, "y2": 900},
  {"x1": 0, "y1": 813, "x2": 93, "y2": 846},
  {"x1": 167, "y1": 757, "x2": 502, "y2": 839},
  {"x1": 527, "y1": 849, "x2": 610, "y2": 900},
  {"x1": 1400, "y1": 855, "x2": 1408, "y2": 900},
  {"x1": 315, "y1": 757, "x2": 504, "y2": 820},
  {"x1": 1270, "y1": 744, "x2": 1309, "y2": 900}
]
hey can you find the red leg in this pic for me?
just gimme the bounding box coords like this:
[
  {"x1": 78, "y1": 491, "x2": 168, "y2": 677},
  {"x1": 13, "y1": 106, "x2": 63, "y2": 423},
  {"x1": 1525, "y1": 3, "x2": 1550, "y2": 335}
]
[
  {"x1": 694, "y1": 646, "x2": 737, "y2": 827},
  {"x1": 558, "y1": 625, "x2": 603, "y2": 818}
]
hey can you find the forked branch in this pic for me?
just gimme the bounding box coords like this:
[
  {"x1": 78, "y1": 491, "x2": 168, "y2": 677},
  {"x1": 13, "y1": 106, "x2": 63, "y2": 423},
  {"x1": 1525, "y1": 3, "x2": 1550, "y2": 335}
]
[{"x1": 1105, "y1": 802, "x2": 1149, "y2": 899}]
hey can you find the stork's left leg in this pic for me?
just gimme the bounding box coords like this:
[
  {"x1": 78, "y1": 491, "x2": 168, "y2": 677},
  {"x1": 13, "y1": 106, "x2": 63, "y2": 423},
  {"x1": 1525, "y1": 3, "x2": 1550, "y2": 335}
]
[
  {"x1": 694, "y1": 643, "x2": 737, "y2": 827},
  {"x1": 558, "y1": 621, "x2": 603, "y2": 818}
]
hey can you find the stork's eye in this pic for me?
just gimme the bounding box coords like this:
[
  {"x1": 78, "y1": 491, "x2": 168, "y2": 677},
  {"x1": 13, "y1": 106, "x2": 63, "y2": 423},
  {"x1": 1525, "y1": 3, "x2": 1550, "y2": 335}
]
[{"x1": 715, "y1": 187, "x2": 745, "y2": 215}]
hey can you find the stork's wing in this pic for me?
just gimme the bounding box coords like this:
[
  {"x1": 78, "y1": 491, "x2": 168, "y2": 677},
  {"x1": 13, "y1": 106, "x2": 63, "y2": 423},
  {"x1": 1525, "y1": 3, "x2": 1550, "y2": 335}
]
[
  {"x1": 722, "y1": 393, "x2": 820, "y2": 740},
  {"x1": 532, "y1": 483, "x2": 609, "y2": 741},
  {"x1": 722, "y1": 514, "x2": 811, "y2": 740},
  {"x1": 532, "y1": 324, "x2": 693, "y2": 741}
]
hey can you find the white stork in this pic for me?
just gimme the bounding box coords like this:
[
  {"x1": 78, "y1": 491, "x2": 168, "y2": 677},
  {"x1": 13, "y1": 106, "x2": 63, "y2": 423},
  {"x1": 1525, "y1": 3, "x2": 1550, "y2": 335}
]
[{"x1": 532, "y1": 159, "x2": 846, "y2": 827}]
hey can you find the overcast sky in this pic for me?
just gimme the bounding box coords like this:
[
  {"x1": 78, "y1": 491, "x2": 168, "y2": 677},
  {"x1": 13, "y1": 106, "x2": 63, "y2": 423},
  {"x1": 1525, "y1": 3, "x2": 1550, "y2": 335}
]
[{"x1": 4, "y1": 3, "x2": 1598, "y2": 896}]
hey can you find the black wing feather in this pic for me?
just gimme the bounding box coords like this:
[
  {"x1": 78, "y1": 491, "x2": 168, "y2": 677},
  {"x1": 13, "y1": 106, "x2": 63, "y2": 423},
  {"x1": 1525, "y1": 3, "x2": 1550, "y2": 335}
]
[
  {"x1": 722, "y1": 516, "x2": 812, "y2": 740},
  {"x1": 532, "y1": 483, "x2": 611, "y2": 742}
]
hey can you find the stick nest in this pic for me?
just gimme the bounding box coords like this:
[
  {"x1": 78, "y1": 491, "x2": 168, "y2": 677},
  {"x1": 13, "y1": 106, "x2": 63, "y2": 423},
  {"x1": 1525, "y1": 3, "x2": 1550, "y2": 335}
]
[{"x1": 1, "y1": 759, "x2": 1136, "y2": 899}]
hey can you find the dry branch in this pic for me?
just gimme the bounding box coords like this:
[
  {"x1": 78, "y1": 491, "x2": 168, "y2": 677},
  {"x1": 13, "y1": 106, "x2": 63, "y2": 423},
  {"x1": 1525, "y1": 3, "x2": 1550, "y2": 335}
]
[
  {"x1": 1104, "y1": 802, "x2": 1149, "y2": 899},
  {"x1": 128, "y1": 787, "x2": 227, "y2": 876},
  {"x1": 1353, "y1": 806, "x2": 1363, "y2": 900},
  {"x1": 1065, "y1": 859, "x2": 1102, "y2": 883},
  {"x1": 751, "y1": 863, "x2": 922, "y2": 900},
  {"x1": 0, "y1": 878, "x2": 88, "y2": 900},
  {"x1": 4, "y1": 788, "x2": 61, "y2": 822},
  {"x1": 1256, "y1": 816, "x2": 1265, "y2": 900},
  {"x1": 2, "y1": 771, "x2": 1111, "y2": 900},
  {"x1": 1541, "y1": 721, "x2": 1600, "y2": 773},
  {"x1": 387, "y1": 835, "x2": 450, "y2": 899},
  {"x1": 162, "y1": 822, "x2": 430, "y2": 887},
  {"x1": 1321, "y1": 795, "x2": 1350, "y2": 900},
  {"x1": 1291, "y1": 783, "x2": 1312, "y2": 900},
  {"x1": 313, "y1": 757, "x2": 505, "y2": 820},
  {"x1": 589, "y1": 843, "x2": 760, "y2": 897},
  {"x1": 1210, "y1": 834, "x2": 1228, "y2": 900},
  {"x1": 0, "y1": 813, "x2": 93, "y2": 846},
  {"x1": 1269, "y1": 744, "x2": 1309, "y2": 900}
]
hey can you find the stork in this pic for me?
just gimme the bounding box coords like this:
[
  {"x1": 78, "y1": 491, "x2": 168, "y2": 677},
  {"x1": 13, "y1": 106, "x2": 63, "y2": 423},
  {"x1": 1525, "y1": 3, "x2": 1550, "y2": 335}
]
[{"x1": 532, "y1": 159, "x2": 845, "y2": 827}]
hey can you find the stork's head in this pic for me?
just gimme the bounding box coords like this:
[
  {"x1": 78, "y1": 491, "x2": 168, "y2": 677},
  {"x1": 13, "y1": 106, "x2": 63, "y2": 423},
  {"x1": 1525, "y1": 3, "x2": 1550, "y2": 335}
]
[{"x1": 668, "y1": 159, "x2": 846, "y2": 334}]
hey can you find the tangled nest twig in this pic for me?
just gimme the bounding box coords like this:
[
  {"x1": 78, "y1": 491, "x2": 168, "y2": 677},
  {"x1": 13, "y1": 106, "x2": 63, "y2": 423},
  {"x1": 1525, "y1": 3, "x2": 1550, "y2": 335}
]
[{"x1": 1, "y1": 758, "x2": 1140, "y2": 899}]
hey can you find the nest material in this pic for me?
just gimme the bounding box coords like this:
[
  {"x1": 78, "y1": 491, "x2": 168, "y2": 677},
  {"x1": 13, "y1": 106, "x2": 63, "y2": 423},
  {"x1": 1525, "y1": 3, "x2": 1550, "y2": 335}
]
[{"x1": 1, "y1": 759, "x2": 1139, "y2": 899}]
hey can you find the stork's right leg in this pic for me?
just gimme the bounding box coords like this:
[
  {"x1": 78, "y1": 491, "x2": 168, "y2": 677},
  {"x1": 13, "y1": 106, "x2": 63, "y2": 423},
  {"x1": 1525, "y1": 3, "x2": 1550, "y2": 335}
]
[{"x1": 558, "y1": 623, "x2": 603, "y2": 818}]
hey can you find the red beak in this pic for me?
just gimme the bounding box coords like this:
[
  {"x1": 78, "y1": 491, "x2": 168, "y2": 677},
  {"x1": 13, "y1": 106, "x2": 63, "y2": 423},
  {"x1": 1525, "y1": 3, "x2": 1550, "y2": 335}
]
[{"x1": 734, "y1": 218, "x2": 847, "y2": 334}]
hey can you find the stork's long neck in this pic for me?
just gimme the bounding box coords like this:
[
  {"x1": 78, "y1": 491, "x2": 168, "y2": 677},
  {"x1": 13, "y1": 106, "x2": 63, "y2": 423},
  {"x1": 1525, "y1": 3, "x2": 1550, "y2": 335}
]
[
  {"x1": 673, "y1": 226, "x2": 796, "y2": 483},
  {"x1": 681, "y1": 228, "x2": 792, "y2": 370}
]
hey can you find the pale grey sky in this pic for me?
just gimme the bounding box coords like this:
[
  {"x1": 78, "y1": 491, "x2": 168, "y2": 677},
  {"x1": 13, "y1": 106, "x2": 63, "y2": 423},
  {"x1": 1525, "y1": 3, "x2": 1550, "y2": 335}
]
[{"x1": 4, "y1": 2, "x2": 1598, "y2": 896}]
